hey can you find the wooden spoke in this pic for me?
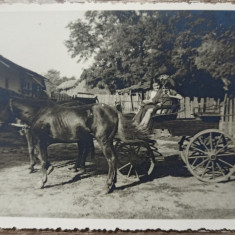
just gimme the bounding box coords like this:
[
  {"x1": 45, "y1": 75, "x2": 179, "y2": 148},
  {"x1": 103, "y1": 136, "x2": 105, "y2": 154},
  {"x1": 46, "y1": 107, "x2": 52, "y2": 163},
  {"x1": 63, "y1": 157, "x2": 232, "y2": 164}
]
[
  {"x1": 190, "y1": 145, "x2": 207, "y2": 155},
  {"x1": 214, "y1": 134, "x2": 223, "y2": 149},
  {"x1": 216, "y1": 141, "x2": 233, "y2": 154},
  {"x1": 127, "y1": 165, "x2": 133, "y2": 177},
  {"x1": 198, "y1": 136, "x2": 209, "y2": 152},
  {"x1": 188, "y1": 155, "x2": 208, "y2": 159},
  {"x1": 211, "y1": 161, "x2": 215, "y2": 179},
  {"x1": 200, "y1": 160, "x2": 211, "y2": 178},
  {"x1": 217, "y1": 153, "x2": 235, "y2": 157},
  {"x1": 190, "y1": 150, "x2": 202, "y2": 156},
  {"x1": 191, "y1": 157, "x2": 198, "y2": 167},
  {"x1": 209, "y1": 132, "x2": 213, "y2": 150},
  {"x1": 120, "y1": 146, "x2": 131, "y2": 151},
  {"x1": 133, "y1": 145, "x2": 141, "y2": 152},
  {"x1": 192, "y1": 139, "x2": 203, "y2": 148},
  {"x1": 216, "y1": 162, "x2": 226, "y2": 176},
  {"x1": 188, "y1": 155, "x2": 209, "y2": 168},
  {"x1": 135, "y1": 170, "x2": 140, "y2": 180},
  {"x1": 192, "y1": 158, "x2": 209, "y2": 170},
  {"x1": 118, "y1": 162, "x2": 131, "y2": 171},
  {"x1": 217, "y1": 158, "x2": 234, "y2": 168}
]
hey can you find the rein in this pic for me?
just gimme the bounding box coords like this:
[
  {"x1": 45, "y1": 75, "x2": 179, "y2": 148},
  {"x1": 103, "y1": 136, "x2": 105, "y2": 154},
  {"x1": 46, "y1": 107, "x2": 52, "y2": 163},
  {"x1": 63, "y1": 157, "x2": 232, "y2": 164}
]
[{"x1": 9, "y1": 123, "x2": 29, "y2": 129}]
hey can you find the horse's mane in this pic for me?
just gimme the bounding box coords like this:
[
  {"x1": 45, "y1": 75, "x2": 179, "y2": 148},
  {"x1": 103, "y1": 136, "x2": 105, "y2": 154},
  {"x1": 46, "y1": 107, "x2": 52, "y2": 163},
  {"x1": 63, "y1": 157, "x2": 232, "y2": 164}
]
[
  {"x1": 0, "y1": 88, "x2": 54, "y2": 111},
  {"x1": 0, "y1": 88, "x2": 20, "y2": 99},
  {"x1": 14, "y1": 96, "x2": 53, "y2": 107}
]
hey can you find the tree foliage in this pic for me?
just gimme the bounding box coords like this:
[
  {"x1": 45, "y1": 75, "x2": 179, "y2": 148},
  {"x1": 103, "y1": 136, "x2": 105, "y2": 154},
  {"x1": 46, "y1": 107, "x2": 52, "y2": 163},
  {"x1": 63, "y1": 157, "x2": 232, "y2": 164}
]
[
  {"x1": 43, "y1": 69, "x2": 76, "y2": 95},
  {"x1": 65, "y1": 11, "x2": 235, "y2": 98}
]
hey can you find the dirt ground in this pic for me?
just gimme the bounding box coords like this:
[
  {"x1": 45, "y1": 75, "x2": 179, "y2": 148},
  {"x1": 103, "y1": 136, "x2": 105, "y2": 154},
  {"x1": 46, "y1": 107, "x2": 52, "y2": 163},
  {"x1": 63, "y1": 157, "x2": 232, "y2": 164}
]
[{"x1": 0, "y1": 126, "x2": 234, "y2": 219}]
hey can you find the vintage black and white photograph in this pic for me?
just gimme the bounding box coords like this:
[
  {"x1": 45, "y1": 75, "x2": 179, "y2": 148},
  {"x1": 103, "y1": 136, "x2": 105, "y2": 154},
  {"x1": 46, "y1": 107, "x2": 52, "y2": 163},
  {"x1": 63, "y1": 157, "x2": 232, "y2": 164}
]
[{"x1": 0, "y1": 3, "x2": 235, "y2": 230}]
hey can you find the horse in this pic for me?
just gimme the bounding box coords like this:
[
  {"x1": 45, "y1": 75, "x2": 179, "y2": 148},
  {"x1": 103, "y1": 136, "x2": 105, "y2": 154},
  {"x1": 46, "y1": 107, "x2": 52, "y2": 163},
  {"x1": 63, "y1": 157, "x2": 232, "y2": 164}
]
[
  {"x1": 0, "y1": 87, "x2": 95, "y2": 175},
  {"x1": 0, "y1": 93, "x2": 149, "y2": 193},
  {"x1": 16, "y1": 101, "x2": 95, "y2": 174}
]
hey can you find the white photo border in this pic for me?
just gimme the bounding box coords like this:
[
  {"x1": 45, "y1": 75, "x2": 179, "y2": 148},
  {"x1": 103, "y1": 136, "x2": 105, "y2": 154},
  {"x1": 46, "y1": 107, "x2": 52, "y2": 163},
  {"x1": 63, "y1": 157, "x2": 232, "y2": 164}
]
[{"x1": 0, "y1": 2, "x2": 234, "y2": 231}]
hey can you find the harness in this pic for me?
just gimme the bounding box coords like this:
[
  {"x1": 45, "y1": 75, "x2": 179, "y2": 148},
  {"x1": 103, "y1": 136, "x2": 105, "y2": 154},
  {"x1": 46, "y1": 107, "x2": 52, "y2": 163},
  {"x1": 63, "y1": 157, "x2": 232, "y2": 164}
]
[{"x1": 9, "y1": 122, "x2": 30, "y2": 136}]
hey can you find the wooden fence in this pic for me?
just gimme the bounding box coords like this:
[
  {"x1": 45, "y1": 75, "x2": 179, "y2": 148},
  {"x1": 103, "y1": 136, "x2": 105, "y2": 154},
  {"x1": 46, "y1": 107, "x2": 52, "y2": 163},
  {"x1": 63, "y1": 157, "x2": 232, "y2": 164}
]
[
  {"x1": 220, "y1": 97, "x2": 235, "y2": 137},
  {"x1": 53, "y1": 92, "x2": 235, "y2": 138},
  {"x1": 96, "y1": 94, "x2": 117, "y2": 107},
  {"x1": 51, "y1": 92, "x2": 75, "y2": 101}
]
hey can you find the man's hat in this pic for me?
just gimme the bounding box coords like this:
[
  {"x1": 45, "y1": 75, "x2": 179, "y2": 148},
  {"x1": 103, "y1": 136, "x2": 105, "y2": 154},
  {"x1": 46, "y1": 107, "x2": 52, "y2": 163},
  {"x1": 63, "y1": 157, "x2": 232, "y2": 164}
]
[{"x1": 157, "y1": 74, "x2": 175, "y2": 88}]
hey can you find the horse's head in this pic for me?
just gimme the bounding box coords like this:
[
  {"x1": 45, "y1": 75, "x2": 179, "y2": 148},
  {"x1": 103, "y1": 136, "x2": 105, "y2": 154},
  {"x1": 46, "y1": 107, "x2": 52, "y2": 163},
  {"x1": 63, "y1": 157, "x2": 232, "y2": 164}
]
[{"x1": 0, "y1": 96, "x2": 16, "y2": 127}]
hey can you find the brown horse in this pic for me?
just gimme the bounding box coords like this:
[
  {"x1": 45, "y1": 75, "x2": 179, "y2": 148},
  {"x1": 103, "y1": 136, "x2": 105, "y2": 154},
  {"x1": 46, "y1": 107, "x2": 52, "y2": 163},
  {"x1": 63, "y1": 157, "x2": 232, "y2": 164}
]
[
  {"x1": 16, "y1": 101, "x2": 95, "y2": 174},
  {"x1": 0, "y1": 93, "x2": 149, "y2": 193},
  {"x1": 0, "y1": 86, "x2": 95, "y2": 175}
]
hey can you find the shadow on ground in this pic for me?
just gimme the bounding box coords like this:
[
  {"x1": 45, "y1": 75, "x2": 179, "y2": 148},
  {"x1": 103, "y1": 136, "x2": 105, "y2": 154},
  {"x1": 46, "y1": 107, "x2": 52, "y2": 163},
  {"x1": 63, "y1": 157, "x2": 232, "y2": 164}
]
[{"x1": 0, "y1": 127, "x2": 193, "y2": 190}]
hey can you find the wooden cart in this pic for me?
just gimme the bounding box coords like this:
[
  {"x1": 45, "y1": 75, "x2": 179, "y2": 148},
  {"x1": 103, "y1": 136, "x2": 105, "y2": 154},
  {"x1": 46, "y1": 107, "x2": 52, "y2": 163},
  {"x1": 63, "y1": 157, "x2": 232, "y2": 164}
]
[{"x1": 114, "y1": 98, "x2": 235, "y2": 183}]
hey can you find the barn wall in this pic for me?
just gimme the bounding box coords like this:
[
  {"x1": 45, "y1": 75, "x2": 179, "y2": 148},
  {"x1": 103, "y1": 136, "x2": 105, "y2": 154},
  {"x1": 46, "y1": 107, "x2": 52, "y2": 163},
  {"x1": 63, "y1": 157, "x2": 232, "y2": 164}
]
[
  {"x1": 0, "y1": 63, "x2": 21, "y2": 93},
  {"x1": 0, "y1": 62, "x2": 46, "y2": 97}
]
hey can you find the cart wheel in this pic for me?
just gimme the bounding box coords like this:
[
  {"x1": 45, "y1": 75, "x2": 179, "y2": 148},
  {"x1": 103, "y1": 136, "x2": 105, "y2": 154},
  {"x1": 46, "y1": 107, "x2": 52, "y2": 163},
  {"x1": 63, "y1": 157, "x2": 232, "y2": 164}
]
[
  {"x1": 185, "y1": 129, "x2": 235, "y2": 183},
  {"x1": 114, "y1": 140, "x2": 155, "y2": 181}
]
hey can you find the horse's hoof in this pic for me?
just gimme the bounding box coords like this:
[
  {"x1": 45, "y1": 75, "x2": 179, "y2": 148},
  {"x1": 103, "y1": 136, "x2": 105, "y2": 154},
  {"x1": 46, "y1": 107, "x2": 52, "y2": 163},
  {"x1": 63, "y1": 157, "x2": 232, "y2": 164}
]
[
  {"x1": 68, "y1": 167, "x2": 77, "y2": 172},
  {"x1": 47, "y1": 165, "x2": 54, "y2": 175},
  {"x1": 76, "y1": 168, "x2": 86, "y2": 175},
  {"x1": 104, "y1": 184, "x2": 115, "y2": 194},
  {"x1": 36, "y1": 181, "x2": 45, "y2": 189}
]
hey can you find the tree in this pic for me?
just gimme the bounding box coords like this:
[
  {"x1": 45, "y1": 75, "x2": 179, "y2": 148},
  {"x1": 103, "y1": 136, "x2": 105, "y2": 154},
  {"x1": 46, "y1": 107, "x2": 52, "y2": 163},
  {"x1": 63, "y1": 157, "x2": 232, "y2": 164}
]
[
  {"x1": 44, "y1": 69, "x2": 76, "y2": 96},
  {"x1": 65, "y1": 11, "x2": 235, "y2": 97},
  {"x1": 195, "y1": 31, "x2": 235, "y2": 94}
]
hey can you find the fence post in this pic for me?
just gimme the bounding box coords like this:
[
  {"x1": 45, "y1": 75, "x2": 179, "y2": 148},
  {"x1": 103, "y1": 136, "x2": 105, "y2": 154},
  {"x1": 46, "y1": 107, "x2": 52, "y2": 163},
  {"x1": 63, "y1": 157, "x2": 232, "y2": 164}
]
[
  {"x1": 185, "y1": 97, "x2": 191, "y2": 118},
  {"x1": 192, "y1": 97, "x2": 199, "y2": 114},
  {"x1": 219, "y1": 96, "x2": 226, "y2": 132},
  {"x1": 233, "y1": 98, "x2": 235, "y2": 138},
  {"x1": 178, "y1": 98, "x2": 185, "y2": 118},
  {"x1": 228, "y1": 98, "x2": 233, "y2": 137}
]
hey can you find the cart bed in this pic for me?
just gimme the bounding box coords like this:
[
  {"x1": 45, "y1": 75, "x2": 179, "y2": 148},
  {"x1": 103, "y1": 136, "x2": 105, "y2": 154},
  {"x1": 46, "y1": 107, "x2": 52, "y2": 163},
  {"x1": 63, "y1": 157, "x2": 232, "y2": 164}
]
[{"x1": 152, "y1": 117, "x2": 219, "y2": 136}]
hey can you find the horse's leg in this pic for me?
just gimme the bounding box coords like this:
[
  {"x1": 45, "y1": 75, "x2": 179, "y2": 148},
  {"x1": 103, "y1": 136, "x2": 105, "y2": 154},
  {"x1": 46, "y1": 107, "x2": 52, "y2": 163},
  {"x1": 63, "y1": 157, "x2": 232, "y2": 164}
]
[
  {"x1": 35, "y1": 140, "x2": 53, "y2": 188},
  {"x1": 73, "y1": 141, "x2": 80, "y2": 171},
  {"x1": 24, "y1": 129, "x2": 37, "y2": 173},
  {"x1": 74, "y1": 141, "x2": 86, "y2": 174},
  {"x1": 97, "y1": 139, "x2": 117, "y2": 194},
  {"x1": 74, "y1": 141, "x2": 83, "y2": 172},
  {"x1": 87, "y1": 136, "x2": 95, "y2": 159}
]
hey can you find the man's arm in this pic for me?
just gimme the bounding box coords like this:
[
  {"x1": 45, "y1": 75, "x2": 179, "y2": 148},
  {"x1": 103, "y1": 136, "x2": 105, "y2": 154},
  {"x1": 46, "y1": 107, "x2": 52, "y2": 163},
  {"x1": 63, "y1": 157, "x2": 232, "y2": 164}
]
[
  {"x1": 168, "y1": 89, "x2": 183, "y2": 99},
  {"x1": 168, "y1": 94, "x2": 182, "y2": 99}
]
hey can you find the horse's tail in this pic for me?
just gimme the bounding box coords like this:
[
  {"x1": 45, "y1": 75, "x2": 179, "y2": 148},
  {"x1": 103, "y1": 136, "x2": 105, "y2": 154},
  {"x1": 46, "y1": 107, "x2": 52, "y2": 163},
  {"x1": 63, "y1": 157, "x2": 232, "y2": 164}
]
[{"x1": 116, "y1": 111, "x2": 151, "y2": 142}]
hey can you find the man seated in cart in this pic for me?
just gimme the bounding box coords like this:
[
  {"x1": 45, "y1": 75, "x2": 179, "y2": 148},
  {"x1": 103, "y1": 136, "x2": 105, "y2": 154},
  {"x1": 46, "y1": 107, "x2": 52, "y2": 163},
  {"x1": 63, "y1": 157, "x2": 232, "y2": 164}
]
[{"x1": 134, "y1": 75, "x2": 182, "y2": 129}]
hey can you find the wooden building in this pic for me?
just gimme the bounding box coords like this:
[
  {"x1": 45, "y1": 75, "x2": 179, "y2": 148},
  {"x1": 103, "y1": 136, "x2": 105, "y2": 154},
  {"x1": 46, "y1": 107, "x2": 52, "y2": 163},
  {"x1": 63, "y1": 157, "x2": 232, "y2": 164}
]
[
  {"x1": 116, "y1": 81, "x2": 152, "y2": 112},
  {"x1": 0, "y1": 55, "x2": 47, "y2": 98}
]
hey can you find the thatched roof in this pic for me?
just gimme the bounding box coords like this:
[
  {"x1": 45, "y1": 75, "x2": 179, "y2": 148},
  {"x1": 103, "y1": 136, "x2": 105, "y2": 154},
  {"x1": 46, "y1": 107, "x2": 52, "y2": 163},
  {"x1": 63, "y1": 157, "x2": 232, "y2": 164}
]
[
  {"x1": 57, "y1": 79, "x2": 79, "y2": 90},
  {"x1": 58, "y1": 79, "x2": 110, "y2": 97},
  {"x1": 117, "y1": 81, "x2": 151, "y2": 94}
]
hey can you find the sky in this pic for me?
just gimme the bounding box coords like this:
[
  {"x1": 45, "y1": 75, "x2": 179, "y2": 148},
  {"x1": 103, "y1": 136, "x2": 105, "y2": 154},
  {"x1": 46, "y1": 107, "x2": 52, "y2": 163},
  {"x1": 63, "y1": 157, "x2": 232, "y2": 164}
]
[
  {"x1": 0, "y1": 10, "x2": 90, "y2": 79},
  {"x1": 0, "y1": 4, "x2": 233, "y2": 80}
]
